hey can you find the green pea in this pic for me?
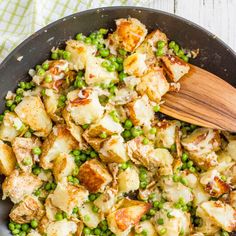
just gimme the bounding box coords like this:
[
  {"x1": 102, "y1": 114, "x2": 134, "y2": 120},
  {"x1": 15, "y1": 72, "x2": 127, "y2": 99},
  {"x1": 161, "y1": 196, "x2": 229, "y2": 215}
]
[
  {"x1": 94, "y1": 228, "x2": 101, "y2": 235},
  {"x1": 153, "y1": 201, "x2": 160, "y2": 209},
  {"x1": 59, "y1": 95, "x2": 66, "y2": 102},
  {"x1": 179, "y1": 228, "x2": 185, "y2": 236},
  {"x1": 16, "y1": 87, "x2": 24, "y2": 95},
  {"x1": 116, "y1": 57, "x2": 123, "y2": 64},
  {"x1": 122, "y1": 130, "x2": 131, "y2": 139},
  {"x1": 42, "y1": 62, "x2": 49, "y2": 70},
  {"x1": 99, "y1": 48, "x2": 110, "y2": 57},
  {"x1": 170, "y1": 144, "x2": 176, "y2": 152},
  {"x1": 118, "y1": 48, "x2": 127, "y2": 56},
  {"x1": 19, "y1": 232, "x2": 26, "y2": 236},
  {"x1": 181, "y1": 55, "x2": 189, "y2": 62},
  {"x1": 10, "y1": 104, "x2": 16, "y2": 111},
  {"x1": 84, "y1": 37, "x2": 92, "y2": 44},
  {"x1": 131, "y1": 127, "x2": 141, "y2": 137},
  {"x1": 148, "y1": 209, "x2": 156, "y2": 216},
  {"x1": 67, "y1": 176, "x2": 74, "y2": 183},
  {"x1": 0, "y1": 114, "x2": 4, "y2": 122},
  {"x1": 92, "y1": 205, "x2": 99, "y2": 213},
  {"x1": 149, "y1": 128, "x2": 157, "y2": 134},
  {"x1": 107, "y1": 64, "x2": 116, "y2": 72},
  {"x1": 120, "y1": 162, "x2": 128, "y2": 170},
  {"x1": 157, "y1": 218, "x2": 164, "y2": 225},
  {"x1": 45, "y1": 74, "x2": 52, "y2": 83},
  {"x1": 32, "y1": 167, "x2": 41, "y2": 175},
  {"x1": 41, "y1": 89, "x2": 46, "y2": 97},
  {"x1": 140, "y1": 181, "x2": 147, "y2": 189},
  {"x1": 153, "y1": 105, "x2": 160, "y2": 112},
  {"x1": 159, "y1": 228, "x2": 167, "y2": 235},
  {"x1": 72, "y1": 167, "x2": 79, "y2": 176},
  {"x1": 23, "y1": 157, "x2": 32, "y2": 166},
  {"x1": 180, "y1": 177, "x2": 188, "y2": 186},
  {"x1": 84, "y1": 215, "x2": 90, "y2": 221},
  {"x1": 141, "y1": 215, "x2": 147, "y2": 221},
  {"x1": 118, "y1": 71, "x2": 127, "y2": 81},
  {"x1": 181, "y1": 153, "x2": 188, "y2": 162},
  {"x1": 38, "y1": 68, "x2": 45, "y2": 76},
  {"x1": 172, "y1": 174, "x2": 180, "y2": 182},
  {"x1": 220, "y1": 231, "x2": 229, "y2": 236},
  {"x1": 31, "y1": 219, "x2": 38, "y2": 228},
  {"x1": 75, "y1": 79, "x2": 85, "y2": 88},
  {"x1": 177, "y1": 50, "x2": 184, "y2": 57},
  {"x1": 169, "y1": 41, "x2": 176, "y2": 49},
  {"x1": 25, "y1": 82, "x2": 32, "y2": 89},
  {"x1": 167, "y1": 211, "x2": 174, "y2": 218},
  {"x1": 112, "y1": 62, "x2": 119, "y2": 70},
  {"x1": 101, "y1": 60, "x2": 110, "y2": 68},
  {"x1": 99, "y1": 28, "x2": 108, "y2": 34},
  {"x1": 179, "y1": 197, "x2": 185, "y2": 205},
  {"x1": 51, "y1": 52, "x2": 59, "y2": 60},
  {"x1": 83, "y1": 227, "x2": 91, "y2": 235},
  {"x1": 34, "y1": 189, "x2": 41, "y2": 196},
  {"x1": 33, "y1": 147, "x2": 42, "y2": 155},
  {"x1": 6, "y1": 100, "x2": 13, "y2": 107},
  {"x1": 76, "y1": 33, "x2": 84, "y2": 41},
  {"x1": 21, "y1": 224, "x2": 29, "y2": 232},
  {"x1": 63, "y1": 51, "x2": 71, "y2": 60},
  {"x1": 15, "y1": 95, "x2": 22, "y2": 104},
  {"x1": 221, "y1": 175, "x2": 227, "y2": 182},
  {"x1": 187, "y1": 160, "x2": 193, "y2": 168},
  {"x1": 142, "y1": 138, "x2": 149, "y2": 145},
  {"x1": 156, "y1": 48, "x2": 164, "y2": 57},
  {"x1": 72, "y1": 150, "x2": 80, "y2": 156},
  {"x1": 4, "y1": 110, "x2": 10, "y2": 115},
  {"x1": 89, "y1": 194, "x2": 97, "y2": 201},
  {"x1": 157, "y1": 40, "x2": 166, "y2": 48},
  {"x1": 139, "y1": 172, "x2": 147, "y2": 181},
  {"x1": 173, "y1": 44, "x2": 180, "y2": 53},
  {"x1": 55, "y1": 212, "x2": 63, "y2": 221},
  {"x1": 79, "y1": 153, "x2": 87, "y2": 161},
  {"x1": 89, "y1": 33, "x2": 96, "y2": 39},
  {"x1": 8, "y1": 222, "x2": 15, "y2": 231},
  {"x1": 19, "y1": 81, "x2": 26, "y2": 89},
  {"x1": 12, "y1": 229, "x2": 20, "y2": 235},
  {"x1": 123, "y1": 119, "x2": 132, "y2": 129},
  {"x1": 99, "y1": 132, "x2": 107, "y2": 139},
  {"x1": 15, "y1": 224, "x2": 21, "y2": 229}
]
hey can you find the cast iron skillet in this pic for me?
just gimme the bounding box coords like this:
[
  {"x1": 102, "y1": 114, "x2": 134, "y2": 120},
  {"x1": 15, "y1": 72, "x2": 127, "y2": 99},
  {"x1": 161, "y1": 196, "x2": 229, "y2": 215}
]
[{"x1": 0, "y1": 6, "x2": 236, "y2": 235}]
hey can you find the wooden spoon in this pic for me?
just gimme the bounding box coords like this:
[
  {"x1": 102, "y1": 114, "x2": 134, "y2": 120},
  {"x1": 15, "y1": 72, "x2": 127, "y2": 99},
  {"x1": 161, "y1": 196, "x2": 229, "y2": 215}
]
[{"x1": 160, "y1": 64, "x2": 236, "y2": 132}]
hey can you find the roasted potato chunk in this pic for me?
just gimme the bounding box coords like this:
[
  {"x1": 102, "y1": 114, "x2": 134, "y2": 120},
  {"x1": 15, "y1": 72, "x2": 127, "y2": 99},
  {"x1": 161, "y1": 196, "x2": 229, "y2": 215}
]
[
  {"x1": 126, "y1": 95, "x2": 154, "y2": 126},
  {"x1": 198, "y1": 201, "x2": 236, "y2": 232},
  {"x1": 66, "y1": 88, "x2": 104, "y2": 125},
  {"x1": 50, "y1": 182, "x2": 89, "y2": 215},
  {"x1": 40, "y1": 125, "x2": 78, "y2": 169},
  {"x1": 85, "y1": 56, "x2": 119, "y2": 86},
  {"x1": 87, "y1": 113, "x2": 124, "y2": 138},
  {"x1": 2, "y1": 170, "x2": 42, "y2": 203},
  {"x1": 181, "y1": 128, "x2": 221, "y2": 168},
  {"x1": 14, "y1": 96, "x2": 52, "y2": 137},
  {"x1": 0, "y1": 140, "x2": 16, "y2": 176},
  {"x1": 78, "y1": 159, "x2": 112, "y2": 192},
  {"x1": 136, "y1": 68, "x2": 169, "y2": 103},
  {"x1": 107, "y1": 199, "x2": 151, "y2": 235},
  {"x1": 12, "y1": 137, "x2": 40, "y2": 173},
  {"x1": 161, "y1": 55, "x2": 190, "y2": 82},
  {"x1": 107, "y1": 18, "x2": 147, "y2": 52},
  {"x1": 99, "y1": 135, "x2": 128, "y2": 163},
  {"x1": 0, "y1": 112, "x2": 22, "y2": 142},
  {"x1": 66, "y1": 39, "x2": 96, "y2": 71},
  {"x1": 9, "y1": 195, "x2": 44, "y2": 224},
  {"x1": 53, "y1": 153, "x2": 76, "y2": 182},
  {"x1": 123, "y1": 52, "x2": 147, "y2": 77}
]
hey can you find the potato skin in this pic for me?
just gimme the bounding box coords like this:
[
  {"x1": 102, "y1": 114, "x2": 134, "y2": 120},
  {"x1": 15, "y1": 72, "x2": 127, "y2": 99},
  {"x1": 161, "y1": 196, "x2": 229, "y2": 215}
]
[
  {"x1": 0, "y1": 140, "x2": 16, "y2": 176},
  {"x1": 15, "y1": 96, "x2": 52, "y2": 137}
]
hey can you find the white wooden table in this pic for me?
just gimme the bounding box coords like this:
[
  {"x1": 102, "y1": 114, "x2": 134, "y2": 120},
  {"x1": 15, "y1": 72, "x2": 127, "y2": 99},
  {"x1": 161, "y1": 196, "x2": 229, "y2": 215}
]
[{"x1": 149, "y1": 0, "x2": 236, "y2": 52}]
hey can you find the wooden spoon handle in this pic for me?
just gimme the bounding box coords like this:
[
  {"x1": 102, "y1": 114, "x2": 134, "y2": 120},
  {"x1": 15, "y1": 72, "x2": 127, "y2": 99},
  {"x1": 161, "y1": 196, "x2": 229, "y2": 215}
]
[{"x1": 161, "y1": 65, "x2": 236, "y2": 132}]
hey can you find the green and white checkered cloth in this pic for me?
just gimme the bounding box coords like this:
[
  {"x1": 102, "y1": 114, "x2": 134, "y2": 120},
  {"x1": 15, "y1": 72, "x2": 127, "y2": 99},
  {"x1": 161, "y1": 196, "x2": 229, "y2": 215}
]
[{"x1": 0, "y1": 0, "x2": 152, "y2": 62}]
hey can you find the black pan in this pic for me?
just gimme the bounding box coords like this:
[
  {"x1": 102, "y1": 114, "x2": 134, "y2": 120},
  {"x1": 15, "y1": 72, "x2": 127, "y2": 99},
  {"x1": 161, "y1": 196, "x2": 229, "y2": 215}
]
[{"x1": 0, "y1": 6, "x2": 236, "y2": 235}]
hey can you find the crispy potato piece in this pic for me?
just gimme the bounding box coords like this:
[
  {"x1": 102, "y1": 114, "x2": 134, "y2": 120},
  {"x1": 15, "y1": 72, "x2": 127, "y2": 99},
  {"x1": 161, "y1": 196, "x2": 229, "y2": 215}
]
[
  {"x1": 155, "y1": 120, "x2": 181, "y2": 149},
  {"x1": 200, "y1": 170, "x2": 230, "y2": 197},
  {"x1": 123, "y1": 52, "x2": 147, "y2": 77},
  {"x1": 2, "y1": 170, "x2": 42, "y2": 203},
  {"x1": 107, "y1": 18, "x2": 147, "y2": 52},
  {"x1": 99, "y1": 135, "x2": 129, "y2": 163},
  {"x1": 40, "y1": 125, "x2": 78, "y2": 169},
  {"x1": 14, "y1": 96, "x2": 52, "y2": 137},
  {"x1": 50, "y1": 182, "x2": 88, "y2": 215},
  {"x1": 181, "y1": 128, "x2": 221, "y2": 168},
  {"x1": 66, "y1": 88, "x2": 104, "y2": 125},
  {"x1": 136, "y1": 68, "x2": 169, "y2": 103},
  {"x1": 136, "y1": 29, "x2": 168, "y2": 63},
  {"x1": 107, "y1": 199, "x2": 151, "y2": 235},
  {"x1": 46, "y1": 219, "x2": 77, "y2": 236},
  {"x1": 199, "y1": 201, "x2": 236, "y2": 232},
  {"x1": 226, "y1": 140, "x2": 236, "y2": 161},
  {"x1": 0, "y1": 112, "x2": 22, "y2": 142},
  {"x1": 9, "y1": 195, "x2": 44, "y2": 224},
  {"x1": 192, "y1": 182, "x2": 210, "y2": 207},
  {"x1": 117, "y1": 167, "x2": 140, "y2": 193},
  {"x1": 66, "y1": 39, "x2": 96, "y2": 71},
  {"x1": 12, "y1": 137, "x2": 41, "y2": 173},
  {"x1": 79, "y1": 202, "x2": 102, "y2": 228},
  {"x1": 230, "y1": 191, "x2": 236, "y2": 208},
  {"x1": 154, "y1": 203, "x2": 191, "y2": 236},
  {"x1": 87, "y1": 113, "x2": 124, "y2": 138},
  {"x1": 94, "y1": 187, "x2": 117, "y2": 214},
  {"x1": 78, "y1": 159, "x2": 112, "y2": 192},
  {"x1": 0, "y1": 140, "x2": 16, "y2": 176},
  {"x1": 161, "y1": 55, "x2": 190, "y2": 82},
  {"x1": 126, "y1": 95, "x2": 154, "y2": 126},
  {"x1": 85, "y1": 56, "x2": 118, "y2": 86},
  {"x1": 53, "y1": 153, "x2": 76, "y2": 182}
]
